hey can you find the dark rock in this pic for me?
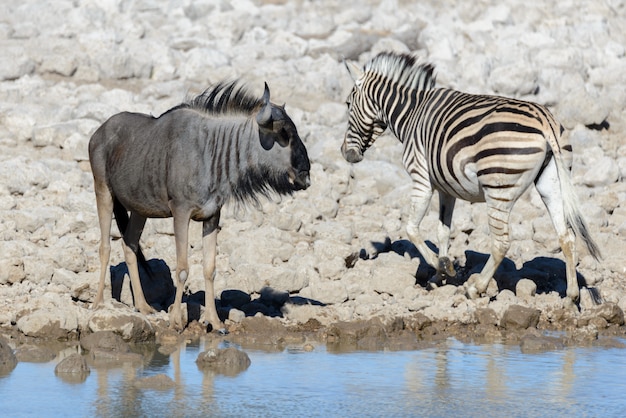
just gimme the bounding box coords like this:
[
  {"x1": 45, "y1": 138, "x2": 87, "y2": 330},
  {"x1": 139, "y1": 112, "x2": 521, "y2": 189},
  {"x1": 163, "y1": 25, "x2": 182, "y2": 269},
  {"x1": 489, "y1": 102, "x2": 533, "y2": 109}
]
[
  {"x1": 475, "y1": 308, "x2": 499, "y2": 326},
  {"x1": 55, "y1": 353, "x2": 90, "y2": 375},
  {"x1": 593, "y1": 303, "x2": 624, "y2": 326},
  {"x1": 196, "y1": 347, "x2": 251, "y2": 376},
  {"x1": 501, "y1": 305, "x2": 541, "y2": 330},
  {"x1": 54, "y1": 353, "x2": 90, "y2": 383},
  {"x1": 0, "y1": 336, "x2": 17, "y2": 376},
  {"x1": 326, "y1": 318, "x2": 388, "y2": 351}
]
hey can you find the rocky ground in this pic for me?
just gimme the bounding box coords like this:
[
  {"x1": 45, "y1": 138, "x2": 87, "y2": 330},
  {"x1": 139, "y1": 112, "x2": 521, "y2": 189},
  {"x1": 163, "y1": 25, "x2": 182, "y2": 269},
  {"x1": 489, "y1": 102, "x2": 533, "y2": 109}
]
[{"x1": 1, "y1": 0, "x2": 626, "y2": 369}]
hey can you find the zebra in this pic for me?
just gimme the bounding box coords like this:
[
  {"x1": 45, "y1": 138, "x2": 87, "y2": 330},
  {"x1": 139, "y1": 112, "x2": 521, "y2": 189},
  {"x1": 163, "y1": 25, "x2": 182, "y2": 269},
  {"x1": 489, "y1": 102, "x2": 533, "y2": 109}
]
[
  {"x1": 341, "y1": 51, "x2": 600, "y2": 302},
  {"x1": 89, "y1": 80, "x2": 310, "y2": 331}
]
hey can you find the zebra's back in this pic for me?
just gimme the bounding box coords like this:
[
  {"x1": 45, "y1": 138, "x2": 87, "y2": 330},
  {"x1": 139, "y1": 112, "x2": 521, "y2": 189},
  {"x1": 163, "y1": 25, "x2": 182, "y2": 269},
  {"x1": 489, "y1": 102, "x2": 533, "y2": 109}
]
[{"x1": 410, "y1": 88, "x2": 565, "y2": 202}]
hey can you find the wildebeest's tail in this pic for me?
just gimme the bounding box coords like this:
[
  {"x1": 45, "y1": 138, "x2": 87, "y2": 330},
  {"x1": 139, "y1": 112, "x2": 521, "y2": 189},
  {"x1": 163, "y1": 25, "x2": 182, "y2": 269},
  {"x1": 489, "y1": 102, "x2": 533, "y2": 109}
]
[
  {"x1": 112, "y1": 198, "x2": 150, "y2": 270},
  {"x1": 548, "y1": 122, "x2": 602, "y2": 261}
]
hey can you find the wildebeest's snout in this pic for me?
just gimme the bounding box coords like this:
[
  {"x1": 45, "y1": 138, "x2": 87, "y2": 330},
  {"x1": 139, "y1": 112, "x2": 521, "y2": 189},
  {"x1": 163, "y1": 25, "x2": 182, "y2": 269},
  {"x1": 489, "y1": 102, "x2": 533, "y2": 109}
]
[{"x1": 293, "y1": 170, "x2": 311, "y2": 190}]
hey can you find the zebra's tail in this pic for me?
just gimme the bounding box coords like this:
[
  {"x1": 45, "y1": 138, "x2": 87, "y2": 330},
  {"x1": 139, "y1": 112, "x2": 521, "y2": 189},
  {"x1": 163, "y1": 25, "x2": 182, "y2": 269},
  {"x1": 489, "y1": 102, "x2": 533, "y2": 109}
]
[{"x1": 550, "y1": 128, "x2": 602, "y2": 261}]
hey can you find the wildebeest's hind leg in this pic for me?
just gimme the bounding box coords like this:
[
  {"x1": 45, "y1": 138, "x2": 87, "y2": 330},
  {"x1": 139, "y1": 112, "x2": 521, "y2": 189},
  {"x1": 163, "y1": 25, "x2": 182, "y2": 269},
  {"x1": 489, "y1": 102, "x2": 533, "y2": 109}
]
[
  {"x1": 120, "y1": 211, "x2": 156, "y2": 315},
  {"x1": 169, "y1": 205, "x2": 192, "y2": 331},
  {"x1": 201, "y1": 211, "x2": 224, "y2": 333},
  {"x1": 93, "y1": 180, "x2": 113, "y2": 309}
]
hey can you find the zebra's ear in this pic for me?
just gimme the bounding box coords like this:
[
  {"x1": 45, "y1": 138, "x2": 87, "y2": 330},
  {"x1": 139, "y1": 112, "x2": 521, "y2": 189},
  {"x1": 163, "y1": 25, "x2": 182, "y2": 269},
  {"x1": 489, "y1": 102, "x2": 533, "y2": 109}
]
[{"x1": 344, "y1": 59, "x2": 363, "y2": 85}]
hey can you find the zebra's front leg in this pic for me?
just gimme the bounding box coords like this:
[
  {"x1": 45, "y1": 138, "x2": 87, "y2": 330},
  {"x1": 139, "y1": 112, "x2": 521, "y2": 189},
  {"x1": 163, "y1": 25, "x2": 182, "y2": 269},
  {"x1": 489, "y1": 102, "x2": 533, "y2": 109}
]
[
  {"x1": 432, "y1": 192, "x2": 457, "y2": 287},
  {"x1": 466, "y1": 201, "x2": 512, "y2": 299},
  {"x1": 200, "y1": 212, "x2": 226, "y2": 334}
]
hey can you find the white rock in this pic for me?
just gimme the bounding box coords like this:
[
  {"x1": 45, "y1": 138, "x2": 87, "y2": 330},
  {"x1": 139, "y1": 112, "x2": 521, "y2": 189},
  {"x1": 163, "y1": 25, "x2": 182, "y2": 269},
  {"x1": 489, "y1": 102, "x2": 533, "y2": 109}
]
[
  {"x1": 300, "y1": 280, "x2": 348, "y2": 305},
  {"x1": 0, "y1": 44, "x2": 35, "y2": 80}
]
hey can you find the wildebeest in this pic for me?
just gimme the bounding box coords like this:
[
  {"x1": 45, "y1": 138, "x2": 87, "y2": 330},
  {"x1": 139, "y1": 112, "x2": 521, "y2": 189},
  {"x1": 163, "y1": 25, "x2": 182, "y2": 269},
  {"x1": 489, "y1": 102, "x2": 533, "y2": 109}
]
[{"x1": 89, "y1": 81, "x2": 311, "y2": 331}]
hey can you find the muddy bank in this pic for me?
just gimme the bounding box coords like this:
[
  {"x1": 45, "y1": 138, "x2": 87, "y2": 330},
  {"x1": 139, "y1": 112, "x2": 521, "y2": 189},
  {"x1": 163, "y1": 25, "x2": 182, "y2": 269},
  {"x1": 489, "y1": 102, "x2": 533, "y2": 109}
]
[{"x1": 2, "y1": 303, "x2": 625, "y2": 380}]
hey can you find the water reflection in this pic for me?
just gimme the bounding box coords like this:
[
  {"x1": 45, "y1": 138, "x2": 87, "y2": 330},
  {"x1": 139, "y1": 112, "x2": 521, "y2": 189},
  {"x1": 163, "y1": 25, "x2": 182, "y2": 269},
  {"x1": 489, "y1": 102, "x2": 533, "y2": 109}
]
[{"x1": 1, "y1": 338, "x2": 626, "y2": 417}]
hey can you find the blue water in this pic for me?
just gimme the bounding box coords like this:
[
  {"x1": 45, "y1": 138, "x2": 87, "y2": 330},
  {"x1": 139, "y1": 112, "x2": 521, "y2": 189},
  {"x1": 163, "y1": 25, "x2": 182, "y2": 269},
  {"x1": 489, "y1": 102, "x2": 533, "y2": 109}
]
[{"x1": 2, "y1": 338, "x2": 626, "y2": 417}]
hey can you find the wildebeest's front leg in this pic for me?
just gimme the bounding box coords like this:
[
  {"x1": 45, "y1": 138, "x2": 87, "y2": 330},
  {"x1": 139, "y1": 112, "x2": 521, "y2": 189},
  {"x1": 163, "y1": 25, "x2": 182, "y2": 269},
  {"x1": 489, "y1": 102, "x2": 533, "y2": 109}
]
[
  {"x1": 201, "y1": 211, "x2": 224, "y2": 332},
  {"x1": 169, "y1": 205, "x2": 192, "y2": 331}
]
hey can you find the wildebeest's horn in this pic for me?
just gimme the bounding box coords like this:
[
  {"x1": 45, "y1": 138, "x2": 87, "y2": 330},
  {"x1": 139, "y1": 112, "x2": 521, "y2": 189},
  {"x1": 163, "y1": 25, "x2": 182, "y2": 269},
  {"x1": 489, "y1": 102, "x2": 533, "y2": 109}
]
[{"x1": 256, "y1": 82, "x2": 272, "y2": 127}]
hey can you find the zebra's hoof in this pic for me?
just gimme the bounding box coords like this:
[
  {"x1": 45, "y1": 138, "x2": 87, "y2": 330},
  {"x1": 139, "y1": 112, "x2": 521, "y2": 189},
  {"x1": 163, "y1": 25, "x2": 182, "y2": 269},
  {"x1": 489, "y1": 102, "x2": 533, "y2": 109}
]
[
  {"x1": 427, "y1": 280, "x2": 440, "y2": 291},
  {"x1": 466, "y1": 285, "x2": 479, "y2": 300},
  {"x1": 438, "y1": 256, "x2": 456, "y2": 279}
]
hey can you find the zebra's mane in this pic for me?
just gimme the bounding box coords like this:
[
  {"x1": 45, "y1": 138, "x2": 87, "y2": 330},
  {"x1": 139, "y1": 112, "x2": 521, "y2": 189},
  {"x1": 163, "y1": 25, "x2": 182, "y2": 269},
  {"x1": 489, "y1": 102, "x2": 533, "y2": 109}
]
[
  {"x1": 167, "y1": 80, "x2": 263, "y2": 116},
  {"x1": 364, "y1": 52, "x2": 436, "y2": 91}
]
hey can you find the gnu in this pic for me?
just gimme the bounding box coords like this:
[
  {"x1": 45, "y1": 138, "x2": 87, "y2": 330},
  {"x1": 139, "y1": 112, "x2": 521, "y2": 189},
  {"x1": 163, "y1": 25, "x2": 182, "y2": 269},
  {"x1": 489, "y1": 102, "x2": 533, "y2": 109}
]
[
  {"x1": 89, "y1": 81, "x2": 310, "y2": 331},
  {"x1": 341, "y1": 51, "x2": 600, "y2": 302}
]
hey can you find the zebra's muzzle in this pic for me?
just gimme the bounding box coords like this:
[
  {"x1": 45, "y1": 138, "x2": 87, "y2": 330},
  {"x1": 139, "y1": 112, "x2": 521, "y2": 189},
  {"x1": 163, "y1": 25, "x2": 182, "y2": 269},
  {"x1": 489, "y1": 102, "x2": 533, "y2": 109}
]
[{"x1": 341, "y1": 144, "x2": 364, "y2": 163}]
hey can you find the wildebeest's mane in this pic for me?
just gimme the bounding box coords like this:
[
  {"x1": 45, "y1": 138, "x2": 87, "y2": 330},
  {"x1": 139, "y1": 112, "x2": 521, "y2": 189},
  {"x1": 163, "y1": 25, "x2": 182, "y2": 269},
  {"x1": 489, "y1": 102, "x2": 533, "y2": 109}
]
[{"x1": 165, "y1": 80, "x2": 262, "y2": 117}]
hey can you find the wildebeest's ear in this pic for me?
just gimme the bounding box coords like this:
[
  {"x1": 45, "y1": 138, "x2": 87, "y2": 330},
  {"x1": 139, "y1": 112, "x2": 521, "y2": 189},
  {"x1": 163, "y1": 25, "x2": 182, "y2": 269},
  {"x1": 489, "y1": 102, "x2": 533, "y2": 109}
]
[
  {"x1": 260, "y1": 134, "x2": 274, "y2": 150},
  {"x1": 256, "y1": 82, "x2": 272, "y2": 128},
  {"x1": 257, "y1": 82, "x2": 276, "y2": 150}
]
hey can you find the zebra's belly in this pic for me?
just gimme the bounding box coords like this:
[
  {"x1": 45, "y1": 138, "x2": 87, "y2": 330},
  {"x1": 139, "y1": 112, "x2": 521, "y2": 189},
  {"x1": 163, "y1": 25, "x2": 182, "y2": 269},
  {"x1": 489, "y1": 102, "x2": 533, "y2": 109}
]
[{"x1": 432, "y1": 162, "x2": 486, "y2": 203}]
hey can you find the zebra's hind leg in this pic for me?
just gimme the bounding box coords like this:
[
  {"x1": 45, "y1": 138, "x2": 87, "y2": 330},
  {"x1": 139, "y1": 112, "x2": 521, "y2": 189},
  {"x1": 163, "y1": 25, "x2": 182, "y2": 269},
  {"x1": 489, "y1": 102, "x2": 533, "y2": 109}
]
[
  {"x1": 431, "y1": 193, "x2": 457, "y2": 288},
  {"x1": 466, "y1": 199, "x2": 512, "y2": 299},
  {"x1": 535, "y1": 157, "x2": 579, "y2": 303}
]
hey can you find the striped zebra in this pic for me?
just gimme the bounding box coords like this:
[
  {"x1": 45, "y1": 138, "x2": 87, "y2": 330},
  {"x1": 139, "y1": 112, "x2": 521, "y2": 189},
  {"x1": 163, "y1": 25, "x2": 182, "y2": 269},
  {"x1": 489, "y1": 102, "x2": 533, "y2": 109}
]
[{"x1": 341, "y1": 51, "x2": 600, "y2": 302}]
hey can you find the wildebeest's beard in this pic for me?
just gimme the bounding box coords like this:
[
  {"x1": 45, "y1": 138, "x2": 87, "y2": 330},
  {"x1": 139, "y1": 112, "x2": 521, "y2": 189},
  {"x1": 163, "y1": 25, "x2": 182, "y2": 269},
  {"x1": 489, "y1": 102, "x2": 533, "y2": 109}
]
[{"x1": 233, "y1": 166, "x2": 296, "y2": 205}]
